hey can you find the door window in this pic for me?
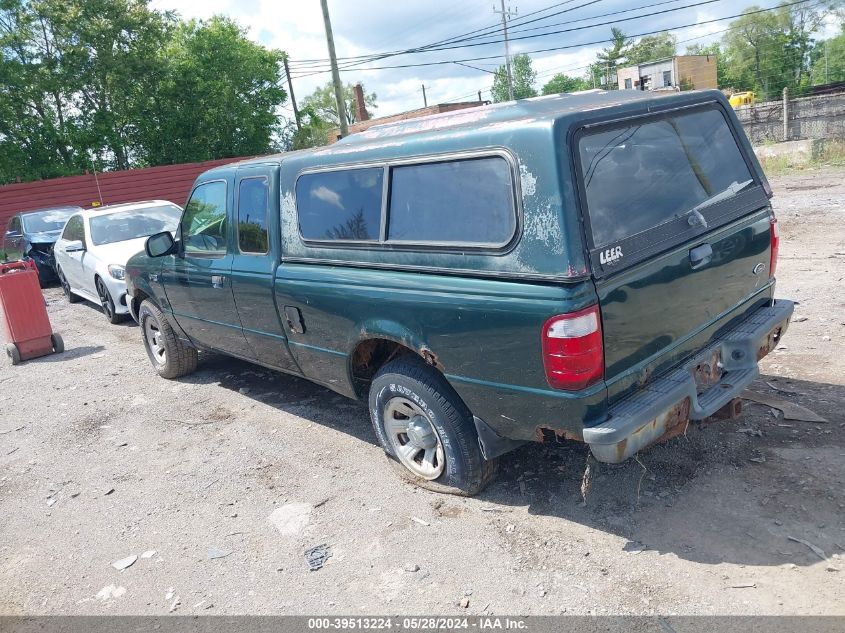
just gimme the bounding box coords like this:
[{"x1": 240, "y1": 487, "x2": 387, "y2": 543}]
[
  {"x1": 61, "y1": 215, "x2": 85, "y2": 245},
  {"x1": 237, "y1": 177, "x2": 269, "y2": 254},
  {"x1": 8, "y1": 217, "x2": 21, "y2": 235},
  {"x1": 181, "y1": 181, "x2": 228, "y2": 257}
]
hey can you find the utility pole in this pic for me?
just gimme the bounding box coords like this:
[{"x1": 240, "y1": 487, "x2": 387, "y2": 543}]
[
  {"x1": 421, "y1": 84, "x2": 428, "y2": 107},
  {"x1": 319, "y1": 0, "x2": 348, "y2": 137},
  {"x1": 493, "y1": 1, "x2": 517, "y2": 100},
  {"x1": 282, "y1": 55, "x2": 300, "y2": 130}
]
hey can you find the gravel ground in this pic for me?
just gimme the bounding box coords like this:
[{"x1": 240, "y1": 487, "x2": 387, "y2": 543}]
[{"x1": 0, "y1": 168, "x2": 843, "y2": 616}]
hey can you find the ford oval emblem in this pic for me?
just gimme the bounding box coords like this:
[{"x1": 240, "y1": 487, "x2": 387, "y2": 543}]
[{"x1": 752, "y1": 263, "x2": 766, "y2": 275}]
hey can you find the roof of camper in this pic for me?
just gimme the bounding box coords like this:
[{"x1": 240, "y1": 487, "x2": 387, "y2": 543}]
[{"x1": 218, "y1": 89, "x2": 724, "y2": 171}]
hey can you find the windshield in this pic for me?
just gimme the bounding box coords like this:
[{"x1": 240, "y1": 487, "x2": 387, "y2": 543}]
[
  {"x1": 89, "y1": 204, "x2": 182, "y2": 246},
  {"x1": 22, "y1": 208, "x2": 76, "y2": 233},
  {"x1": 579, "y1": 108, "x2": 755, "y2": 247}
]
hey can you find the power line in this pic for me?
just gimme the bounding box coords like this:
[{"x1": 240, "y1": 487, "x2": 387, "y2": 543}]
[
  {"x1": 288, "y1": 0, "x2": 592, "y2": 67},
  {"x1": 288, "y1": 0, "x2": 603, "y2": 72},
  {"x1": 290, "y1": 0, "x2": 816, "y2": 78},
  {"x1": 435, "y1": 1, "x2": 826, "y2": 103}
]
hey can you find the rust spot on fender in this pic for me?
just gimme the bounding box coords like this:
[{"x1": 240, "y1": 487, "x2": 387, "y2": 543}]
[{"x1": 419, "y1": 347, "x2": 443, "y2": 371}]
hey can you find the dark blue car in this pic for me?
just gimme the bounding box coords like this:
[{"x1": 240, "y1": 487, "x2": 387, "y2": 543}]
[{"x1": 2, "y1": 206, "x2": 82, "y2": 285}]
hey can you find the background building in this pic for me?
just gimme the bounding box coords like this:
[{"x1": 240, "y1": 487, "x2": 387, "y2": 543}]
[{"x1": 617, "y1": 55, "x2": 717, "y2": 91}]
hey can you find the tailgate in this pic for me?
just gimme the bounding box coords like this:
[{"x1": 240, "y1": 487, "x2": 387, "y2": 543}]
[{"x1": 575, "y1": 103, "x2": 776, "y2": 402}]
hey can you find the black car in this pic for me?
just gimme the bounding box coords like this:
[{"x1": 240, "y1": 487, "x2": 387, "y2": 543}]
[{"x1": 2, "y1": 206, "x2": 82, "y2": 285}]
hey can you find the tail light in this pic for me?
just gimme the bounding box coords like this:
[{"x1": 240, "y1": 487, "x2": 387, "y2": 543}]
[
  {"x1": 542, "y1": 305, "x2": 604, "y2": 391},
  {"x1": 769, "y1": 214, "x2": 779, "y2": 279}
]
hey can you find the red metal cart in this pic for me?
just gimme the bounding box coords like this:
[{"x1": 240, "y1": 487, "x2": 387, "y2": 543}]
[{"x1": 0, "y1": 261, "x2": 63, "y2": 365}]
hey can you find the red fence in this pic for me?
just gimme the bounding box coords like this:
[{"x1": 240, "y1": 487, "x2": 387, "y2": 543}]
[{"x1": 0, "y1": 156, "x2": 251, "y2": 229}]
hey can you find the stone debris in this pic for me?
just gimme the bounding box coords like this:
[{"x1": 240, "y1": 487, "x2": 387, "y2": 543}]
[
  {"x1": 268, "y1": 502, "x2": 312, "y2": 536},
  {"x1": 111, "y1": 555, "x2": 137, "y2": 571},
  {"x1": 208, "y1": 547, "x2": 233, "y2": 560},
  {"x1": 96, "y1": 585, "x2": 126, "y2": 601}
]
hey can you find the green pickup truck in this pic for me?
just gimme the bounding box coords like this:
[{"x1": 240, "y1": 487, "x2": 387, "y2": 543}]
[{"x1": 125, "y1": 89, "x2": 792, "y2": 495}]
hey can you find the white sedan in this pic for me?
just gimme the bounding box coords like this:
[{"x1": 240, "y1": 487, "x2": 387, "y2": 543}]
[{"x1": 54, "y1": 201, "x2": 182, "y2": 323}]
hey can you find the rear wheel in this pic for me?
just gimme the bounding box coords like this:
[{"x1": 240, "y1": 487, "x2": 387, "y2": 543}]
[
  {"x1": 139, "y1": 299, "x2": 197, "y2": 379},
  {"x1": 369, "y1": 356, "x2": 497, "y2": 496},
  {"x1": 57, "y1": 267, "x2": 80, "y2": 303},
  {"x1": 96, "y1": 277, "x2": 124, "y2": 324},
  {"x1": 6, "y1": 343, "x2": 20, "y2": 366},
  {"x1": 50, "y1": 333, "x2": 64, "y2": 354}
]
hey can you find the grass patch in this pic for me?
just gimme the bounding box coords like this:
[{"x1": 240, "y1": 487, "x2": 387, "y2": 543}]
[{"x1": 758, "y1": 139, "x2": 845, "y2": 175}]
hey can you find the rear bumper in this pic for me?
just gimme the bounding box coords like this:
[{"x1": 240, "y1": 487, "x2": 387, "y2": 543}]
[{"x1": 584, "y1": 299, "x2": 794, "y2": 463}]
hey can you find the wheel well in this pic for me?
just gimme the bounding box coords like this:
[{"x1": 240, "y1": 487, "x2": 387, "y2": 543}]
[
  {"x1": 132, "y1": 290, "x2": 150, "y2": 315},
  {"x1": 351, "y1": 338, "x2": 428, "y2": 398}
]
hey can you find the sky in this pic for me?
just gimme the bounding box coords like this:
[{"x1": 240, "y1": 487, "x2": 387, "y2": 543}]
[{"x1": 148, "y1": 0, "x2": 839, "y2": 120}]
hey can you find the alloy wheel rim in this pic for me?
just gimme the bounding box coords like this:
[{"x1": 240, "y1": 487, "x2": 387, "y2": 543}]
[
  {"x1": 97, "y1": 281, "x2": 113, "y2": 319},
  {"x1": 144, "y1": 319, "x2": 166, "y2": 365},
  {"x1": 383, "y1": 397, "x2": 445, "y2": 480}
]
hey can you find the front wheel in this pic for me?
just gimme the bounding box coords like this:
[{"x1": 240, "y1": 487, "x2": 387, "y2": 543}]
[
  {"x1": 369, "y1": 356, "x2": 497, "y2": 496},
  {"x1": 96, "y1": 277, "x2": 124, "y2": 324},
  {"x1": 138, "y1": 300, "x2": 197, "y2": 379}
]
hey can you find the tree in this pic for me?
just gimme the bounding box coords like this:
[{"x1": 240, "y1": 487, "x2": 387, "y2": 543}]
[
  {"x1": 720, "y1": 2, "x2": 840, "y2": 100},
  {"x1": 541, "y1": 73, "x2": 590, "y2": 94},
  {"x1": 0, "y1": 1, "x2": 288, "y2": 183},
  {"x1": 0, "y1": 0, "x2": 174, "y2": 180},
  {"x1": 136, "y1": 16, "x2": 286, "y2": 165},
  {"x1": 811, "y1": 24, "x2": 845, "y2": 84},
  {"x1": 491, "y1": 53, "x2": 537, "y2": 102},
  {"x1": 721, "y1": 7, "x2": 786, "y2": 100},
  {"x1": 301, "y1": 81, "x2": 377, "y2": 126},
  {"x1": 590, "y1": 28, "x2": 629, "y2": 90},
  {"x1": 624, "y1": 32, "x2": 677, "y2": 66},
  {"x1": 289, "y1": 105, "x2": 333, "y2": 150}
]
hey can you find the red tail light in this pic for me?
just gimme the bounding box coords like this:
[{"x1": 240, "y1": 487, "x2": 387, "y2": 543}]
[
  {"x1": 542, "y1": 305, "x2": 604, "y2": 391},
  {"x1": 769, "y1": 214, "x2": 779, "y2": 279}
]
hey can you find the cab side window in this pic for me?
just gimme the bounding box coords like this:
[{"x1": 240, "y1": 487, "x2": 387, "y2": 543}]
[
  {"x1": 62, "y1": 215, "x2": 85, "y2": 246},
  {"x1": 8, "y1": 217, "x2": 22, "y2": 235},
  {"x1": 237, "y1": 177, "x2": 269, "y2": 254},
  {"x1": 181, "y1": 181, "x2": 228, "y2": 257}
]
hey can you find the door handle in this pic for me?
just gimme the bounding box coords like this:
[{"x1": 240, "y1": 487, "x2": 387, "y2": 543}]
[
  {"x1": 689, "y1": 243, "x2": 713, "y2": 270},
  {"x1": 283, "y1": 305, "x2": 305, "y2": 334},
  {"x1": 211, "y1": 274, "x2": 226, "y2": 288}
]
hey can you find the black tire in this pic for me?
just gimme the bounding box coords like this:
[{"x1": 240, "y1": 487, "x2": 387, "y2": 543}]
[
  {"x1": 95, "y1": 277, "x2": 124, "y2": 324},
  {"x1": 6, "y1": 343, "x2": 21, "y2": 366},
  {"x1": 138, "y1": 299, "x2": 197, "y2": 379},
  {"x1": 50, "y1": 333, "x2": 64, "y2": 354},
  {"x1": 57, "y1": 267, "x2": 80, "y2": 303},
  {"x1": 369, "y1": 356, "x2": 497, "y2": 496}
]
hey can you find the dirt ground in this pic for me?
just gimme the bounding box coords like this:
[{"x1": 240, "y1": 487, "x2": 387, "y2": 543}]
[{"x1": 0, "y1": 168, "x2": 843, "y2": 616}]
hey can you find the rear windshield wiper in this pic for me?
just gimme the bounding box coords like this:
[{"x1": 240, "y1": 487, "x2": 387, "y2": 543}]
[{"x1": 678, "y1": 179, "x2": 754, "y2": 228}]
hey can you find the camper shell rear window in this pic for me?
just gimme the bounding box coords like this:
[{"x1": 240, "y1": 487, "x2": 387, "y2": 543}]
[{"x1": 575, "y1": 104, "x2": 768, "y2": 274}]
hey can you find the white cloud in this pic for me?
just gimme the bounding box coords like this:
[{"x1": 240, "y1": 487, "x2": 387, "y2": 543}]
[{"x1": 149, "y1": 0, "x2": 790, "y2": 117}]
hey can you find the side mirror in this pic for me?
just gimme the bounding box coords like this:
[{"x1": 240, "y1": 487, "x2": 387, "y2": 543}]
[
  {"x1": 65, "y1": 240, "x2": 85, "y2": 253},
  {"x1": 146, "y1": 231, "x2": 176, "y2": 258}
]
